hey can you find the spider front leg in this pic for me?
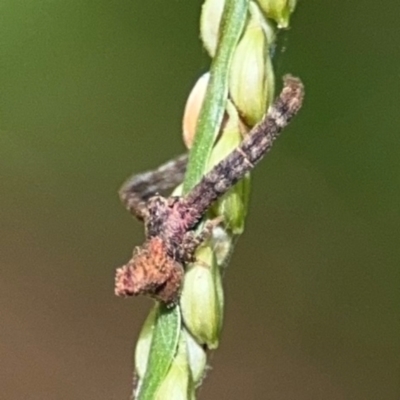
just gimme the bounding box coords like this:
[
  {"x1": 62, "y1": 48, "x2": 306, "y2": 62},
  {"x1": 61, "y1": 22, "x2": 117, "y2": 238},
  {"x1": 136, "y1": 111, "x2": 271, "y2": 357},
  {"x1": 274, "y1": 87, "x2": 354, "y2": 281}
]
[{"x1": 119, "y1": 154, "x2": 188, "y2": 221}]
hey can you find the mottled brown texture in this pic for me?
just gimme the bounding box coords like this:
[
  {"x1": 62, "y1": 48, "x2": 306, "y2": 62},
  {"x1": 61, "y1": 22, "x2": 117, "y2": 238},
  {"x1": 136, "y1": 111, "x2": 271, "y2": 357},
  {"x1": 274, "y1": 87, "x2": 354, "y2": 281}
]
[
  {"x1": 115, "y1": 76, "x2": 304, "y2": 304},
  {"x1": 184, "y1": 75, "x2": 305, "y2": 215},
  {"x1": 119, "y1": 153, "x2": 188, "y2": 220},
  {"x1": 115, "y1": 237, "x2": 184, "y2": 303}
]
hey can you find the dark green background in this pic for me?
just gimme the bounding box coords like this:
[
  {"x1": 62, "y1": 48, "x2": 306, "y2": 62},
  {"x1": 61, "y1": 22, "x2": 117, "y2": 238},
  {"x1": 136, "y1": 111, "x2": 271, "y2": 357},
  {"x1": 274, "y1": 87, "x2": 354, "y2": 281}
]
[{"x1": 1, "y1": 1, "x2": 399, "y2": 399}]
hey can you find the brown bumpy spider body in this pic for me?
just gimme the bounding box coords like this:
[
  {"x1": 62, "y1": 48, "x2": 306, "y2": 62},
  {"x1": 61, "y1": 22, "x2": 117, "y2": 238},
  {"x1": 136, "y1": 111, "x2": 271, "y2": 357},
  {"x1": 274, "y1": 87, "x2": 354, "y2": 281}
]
[{"x1": 115, "y1": 195, "x2": 207, "y2": 303}]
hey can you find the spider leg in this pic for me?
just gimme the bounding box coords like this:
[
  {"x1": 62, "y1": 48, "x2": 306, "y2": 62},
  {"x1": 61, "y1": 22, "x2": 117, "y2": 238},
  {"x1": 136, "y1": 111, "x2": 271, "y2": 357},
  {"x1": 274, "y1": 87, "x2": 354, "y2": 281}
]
[
  {"x1": 119, "y1": 153, "x2": 188, "y2": 220},
  {"x1": 180, "y1": 217, "x2": 223, "y2": 262}
]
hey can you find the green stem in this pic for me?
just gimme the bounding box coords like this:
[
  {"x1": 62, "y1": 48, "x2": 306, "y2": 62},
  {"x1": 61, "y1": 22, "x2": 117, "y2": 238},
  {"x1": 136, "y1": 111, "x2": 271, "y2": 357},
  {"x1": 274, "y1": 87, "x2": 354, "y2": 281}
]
[
  {"x1": 183, "y1": 0, "x2": 249, "y2": 193},
  {"x1": 136, "y1": 1, "x2": 248, "y2": 398},
  {"x1": 137, "y1": 305, "x2": 181, "y2": 400}
]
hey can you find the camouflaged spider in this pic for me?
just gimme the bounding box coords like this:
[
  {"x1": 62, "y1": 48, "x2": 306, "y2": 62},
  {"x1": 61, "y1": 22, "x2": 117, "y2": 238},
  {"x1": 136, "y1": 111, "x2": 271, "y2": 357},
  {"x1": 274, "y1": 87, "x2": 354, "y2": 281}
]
[{"x1": 114, "y1": 75, "x2": 304, "y2": 304}]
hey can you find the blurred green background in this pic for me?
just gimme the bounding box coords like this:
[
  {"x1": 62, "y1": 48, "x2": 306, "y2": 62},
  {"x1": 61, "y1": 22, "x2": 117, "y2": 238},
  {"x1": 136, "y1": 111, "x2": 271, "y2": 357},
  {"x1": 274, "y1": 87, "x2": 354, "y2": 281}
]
[{"x1": 0, "y1": 1, "x2": 399, "y2": 399}]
